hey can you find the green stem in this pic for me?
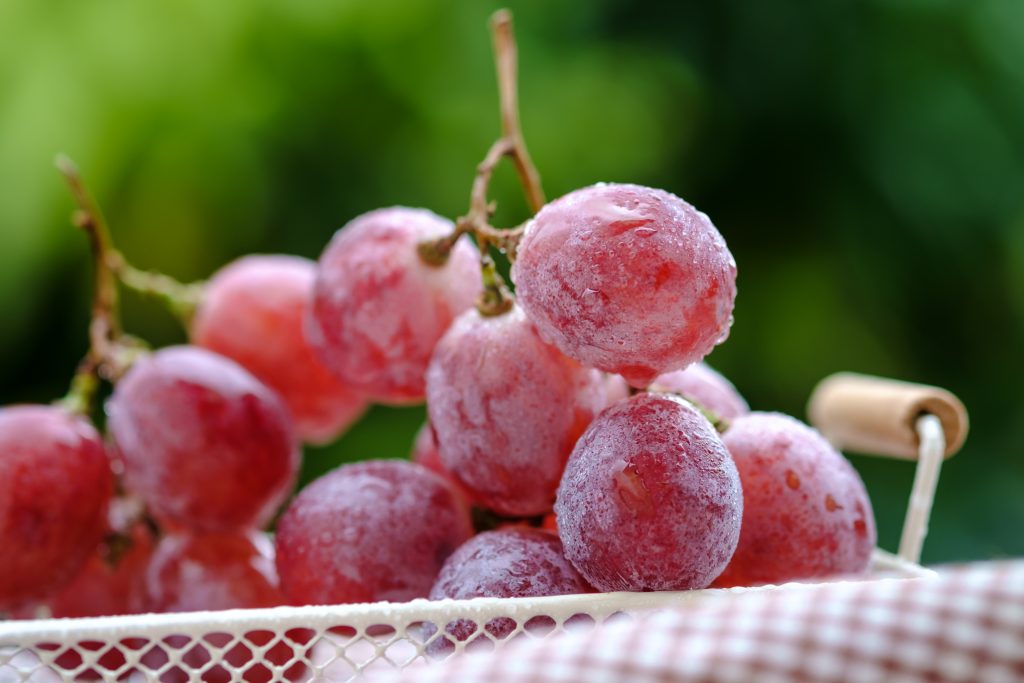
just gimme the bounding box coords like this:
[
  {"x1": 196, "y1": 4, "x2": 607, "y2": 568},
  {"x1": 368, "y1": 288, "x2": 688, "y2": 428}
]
[{"x1": 111, "y1": 254, "x2": 204, "y2": 327}]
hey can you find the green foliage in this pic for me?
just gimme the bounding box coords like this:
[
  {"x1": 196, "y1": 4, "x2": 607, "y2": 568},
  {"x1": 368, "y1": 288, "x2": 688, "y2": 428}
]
[{"x1": 1, "y1": 0, "x2": 1021, "y2": 563}]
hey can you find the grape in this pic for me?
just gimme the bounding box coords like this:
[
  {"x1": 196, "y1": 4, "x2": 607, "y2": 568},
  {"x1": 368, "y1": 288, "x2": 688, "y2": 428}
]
[
  {"x1": 410, "y1": 422, "x2": 472, "y2": 502},
  {"x1": 713, "y1": 412, "x2": 876, "y2": 587},
  {"x1": 192, "y1": 255, "x2": 369, "y2": 444},
  {"x1": 426, "y1": 305, "x2": 604, "y2": 516},
  {"x1": 146, "y1": 531, "x2": 284, "y2": 612},
  {"x1": 511, "y1": 183, "x2": 736, "y2": 387},
  {"x1": 41, "y1": 518, "x2": 154, "y2": 618},
  {"x1": 275, "y1": 460, "x2": 473, "y2": 605},
  {"x1": 555, "y1": 392, "x2": 742, "y2": 591},
  {"x1": 307, "y1": 207, "x2": 481, "y2": 404},
  {"x1": 427, "y1": 528, "x2": 592, "y2": 652},
  {"x1": 649, "y1": 362, "x2": 749, "y2": 421},
  {"x1": 143, "y1": 532, "x2": 300, "y2": 683},
  {"x1": 0, "y1": 405, "x2": 112, "y2": 612},
  {"x1": 107, "y1": 346, "x2": 300, "y2": 533}
]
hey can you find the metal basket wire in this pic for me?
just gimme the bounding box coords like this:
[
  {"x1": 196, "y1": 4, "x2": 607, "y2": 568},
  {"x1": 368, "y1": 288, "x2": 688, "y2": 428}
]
[{"x1": 0, "y1": 374, "x2": 966, "y2": 683}]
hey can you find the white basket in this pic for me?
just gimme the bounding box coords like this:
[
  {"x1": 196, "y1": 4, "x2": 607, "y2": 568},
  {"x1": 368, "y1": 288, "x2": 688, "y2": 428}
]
[{"x1": 0, "y1": 374, "x2": 965, "y2": 683}]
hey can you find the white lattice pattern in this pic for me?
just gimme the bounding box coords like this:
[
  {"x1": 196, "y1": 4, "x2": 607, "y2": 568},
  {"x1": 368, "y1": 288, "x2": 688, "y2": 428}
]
[{"x1": 0, "y1": 552, "x2": 928, "y2": 683}]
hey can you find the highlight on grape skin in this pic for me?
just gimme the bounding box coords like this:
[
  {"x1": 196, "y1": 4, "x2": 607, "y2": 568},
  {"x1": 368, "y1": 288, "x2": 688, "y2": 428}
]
[
  {"x1": 512, "y1": 182, "x2": 737, "y2": 387},
  {"x1": 555, "y1": 392, "x2": 743, "y2": 592},
  {"x1": 106, "y1": 345, "x2": 301, "y2": 534},
  {"x1": 274, "y1": 460, "x2": 474, "y2": 606},
  {"x1": 714, "y1": 412, "x2": 877, "y2": 587},
  {"x1": 192, "y1": 254, "x2": 369, "y2": 445},
  {"x1": 426, "y1": 305, "x2": 605, "y2": 517},
  {"x1": 307, "y1": 207, "x2": 482, "y2": 405}
]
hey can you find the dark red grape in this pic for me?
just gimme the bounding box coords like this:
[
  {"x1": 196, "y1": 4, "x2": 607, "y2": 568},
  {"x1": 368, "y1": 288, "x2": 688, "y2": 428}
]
[
  {"x1": 555, "y1": 392, "x2": 742, "y2": 591},
  {"x1": 512, "y1": 183, "x2": 736, "y2": 387},
  {"x1": 649, "y1": 362, "x2": 749, "y2": 420},
  {"x1": 426, "y1": 306, "x2": 604, "y2": 516},
  {"x1": 307, "y1": 207, "x2": 481, "y2": 404},
  {"x1": 107, "y1": 345, "x2": 300, "y2": 533},
  {"x1": 42, "y1": 517, "x2": 154, "y2": 618},
  {"x1": 427, "y1": 528, "x2": 592, "y2": 653},
  {"x1": 714, "y1": 412, "x2": 876, "y2": 587},
  {"x1": 193, "y1": 255, "x2": 368, "y2": 444},
  {"x1": 275, "y1": 460, "x2": 473, "y2": 605},
  {"x1": 0, "y1": 405, "x2": 112, "y2": 612}
]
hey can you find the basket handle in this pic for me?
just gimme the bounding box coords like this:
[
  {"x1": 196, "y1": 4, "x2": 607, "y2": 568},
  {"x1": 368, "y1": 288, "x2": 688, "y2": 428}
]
[{"x1": 807, "y1": 373, "x2": 969, "y2": 566}]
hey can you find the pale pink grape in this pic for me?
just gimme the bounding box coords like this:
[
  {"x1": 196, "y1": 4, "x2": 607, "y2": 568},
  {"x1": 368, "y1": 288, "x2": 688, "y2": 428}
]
[
  {"x1": 107, "y1": 346, "x2": 300, "y2": 533},
  {"x1": 146, "y1": 531, "x2": 284, "y2": 612},
  {"x1": 427, "y1": 306, "x2": 604, "y2": 516},
  {"x1": 307, "y1": 207, "x2": 481, "y2": 404},
  {"x1": 555, "y1": 392, "x2": 742, "y2": 591},
  {"x1": 512, "y1": 183, "x2": 736, "y2": 387},
  {"x1": 714, "y1": 413, "x2": 876, "y2": 587},
  {"x1": 650, "y1": 362, "x2": 749, "y2": 420},
  {"x1": 275, "y1": 460, "x2": 473, "y2": 605},
  {"x1": 193, "y1": 255, "x2": 368, "y2": 444}
]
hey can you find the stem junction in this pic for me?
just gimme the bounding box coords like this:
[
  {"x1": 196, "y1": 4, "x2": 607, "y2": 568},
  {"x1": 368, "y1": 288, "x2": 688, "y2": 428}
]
[{"x1": 419, "y1": 9, "x2": 545, "y2": 317}]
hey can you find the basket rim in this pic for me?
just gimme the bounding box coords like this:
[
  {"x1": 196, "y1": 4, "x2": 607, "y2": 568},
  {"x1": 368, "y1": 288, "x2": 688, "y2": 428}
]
[{"x1": 0, "y1": 549, "x2": 934, "y2": 644}]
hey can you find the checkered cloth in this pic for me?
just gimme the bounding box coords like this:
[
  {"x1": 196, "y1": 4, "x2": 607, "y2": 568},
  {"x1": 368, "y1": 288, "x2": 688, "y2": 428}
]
[{"x1": 368, "y1": 561, "x2": 1024, "y2": 683}]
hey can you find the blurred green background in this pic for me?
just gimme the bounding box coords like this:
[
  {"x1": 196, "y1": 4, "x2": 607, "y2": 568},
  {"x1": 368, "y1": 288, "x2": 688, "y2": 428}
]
[{"x1": 1, "y1": 0, "x2": 1021, "y2": 564}]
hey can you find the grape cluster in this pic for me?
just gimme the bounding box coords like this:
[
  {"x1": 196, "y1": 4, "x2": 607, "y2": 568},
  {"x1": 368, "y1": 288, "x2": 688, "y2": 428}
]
[{"x1": 1, "y1": 13, "x2": 877, "y2": 658}]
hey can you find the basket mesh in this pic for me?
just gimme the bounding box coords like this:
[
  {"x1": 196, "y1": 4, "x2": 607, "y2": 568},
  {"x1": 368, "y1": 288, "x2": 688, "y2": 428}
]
[{"x1": 0, "y1": 551, "x2": 929, "y2": 682}]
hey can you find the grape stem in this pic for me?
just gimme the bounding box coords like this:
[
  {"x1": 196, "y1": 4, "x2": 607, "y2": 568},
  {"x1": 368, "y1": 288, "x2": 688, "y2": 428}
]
[
  {"x1": 108, "y1": 252, "x2": 204, "y2": 326},
  {"x1": 56, "y1": 155, "x2": 148, "y2": 389},
  {"x1": 419, "y1": 10, "x2": 544, "y2": 316}
]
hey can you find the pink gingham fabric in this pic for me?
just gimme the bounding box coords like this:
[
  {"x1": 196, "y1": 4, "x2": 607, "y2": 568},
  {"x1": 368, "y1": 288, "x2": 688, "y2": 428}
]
[{"x1": 370, "y1": 561, "x2": 1024, "y2": 683}]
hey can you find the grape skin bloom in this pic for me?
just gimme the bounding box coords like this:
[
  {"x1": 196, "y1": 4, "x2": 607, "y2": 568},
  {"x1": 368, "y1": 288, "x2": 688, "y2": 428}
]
[
  {"x1": 555, "y1": 392, "x2": 743, "y2": 592},
  {"x1": 193, "y1": 255, "x2": 369, "y2": 445},
  {"x1": 512, "y1": 183, "x2": 736, "y2": 387},
  {"x1": 426, "y1": 305, "x2": 605, "y2": 517},
  {"x1": 275, "y1": 460, "x2": 473, "y2": 605},
  {"x1": 107, "y1": 345, "x2": 300, "y2": 534},
  {"x1": 714, "y1": 412, "x2": 877, "y2": 587},
  {"x1": 307, "y1": 207, "x2": 481, "y2": 404},
  {"x1": 427, "y1": 528, "x2": 592, "y2": 654}
]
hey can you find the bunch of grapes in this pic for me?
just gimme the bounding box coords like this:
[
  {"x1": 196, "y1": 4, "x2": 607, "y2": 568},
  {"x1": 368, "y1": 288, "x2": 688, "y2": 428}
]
[{"x1": 0, "y1": 9, "x2": 877, "y2": 663}]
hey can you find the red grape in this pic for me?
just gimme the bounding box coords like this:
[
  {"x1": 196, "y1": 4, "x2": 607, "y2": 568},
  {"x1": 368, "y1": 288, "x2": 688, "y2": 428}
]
[
  {"x1": 714, "y1": 412, "x2": 876, "y2": 587},
  {"x1": 192, "y1": 255, "x2": 369, "y2": 444},
  {"x1": 410, "y1": 422, "x2": 472, "y2": 502},
  {"x1": 42, "y1": 517, "x2": 154, "y2": 618},
  {"x1": 555, "y1": 392, "x2": 742, "y2": 591},
  {"x1": 649, "y1": 362, "x2": 749, "y2": 421},
  {"x1": 307, "y1": 207, "x2": 481, "y2": 404},
  {"x1": 427, "y1": 528, "x2": 592, "y2": 651},
  {"x1": 512, "y1": 183, "x2": 736, "y2": 387},
  {"x1": 275, "y1": 460, "x2": 473, "y2": 605},
  {"x1": 146, "y1": 531, "x2": 284, "y2": 612},
  {"x1": 107, "y1": 345, "x2": 300, "y2": 533},
  {"x1": 426, "y1": 305, "x2": 604, "y2": 516},
  {"x1": 0, "y1": 405, "x2": 112, "y2": 611}
]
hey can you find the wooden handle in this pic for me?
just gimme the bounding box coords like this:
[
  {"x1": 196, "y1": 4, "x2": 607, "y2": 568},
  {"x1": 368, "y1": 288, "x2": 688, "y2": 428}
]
[{"x1": 807, "y1": 373, "x2": 968, "y2": 459}]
